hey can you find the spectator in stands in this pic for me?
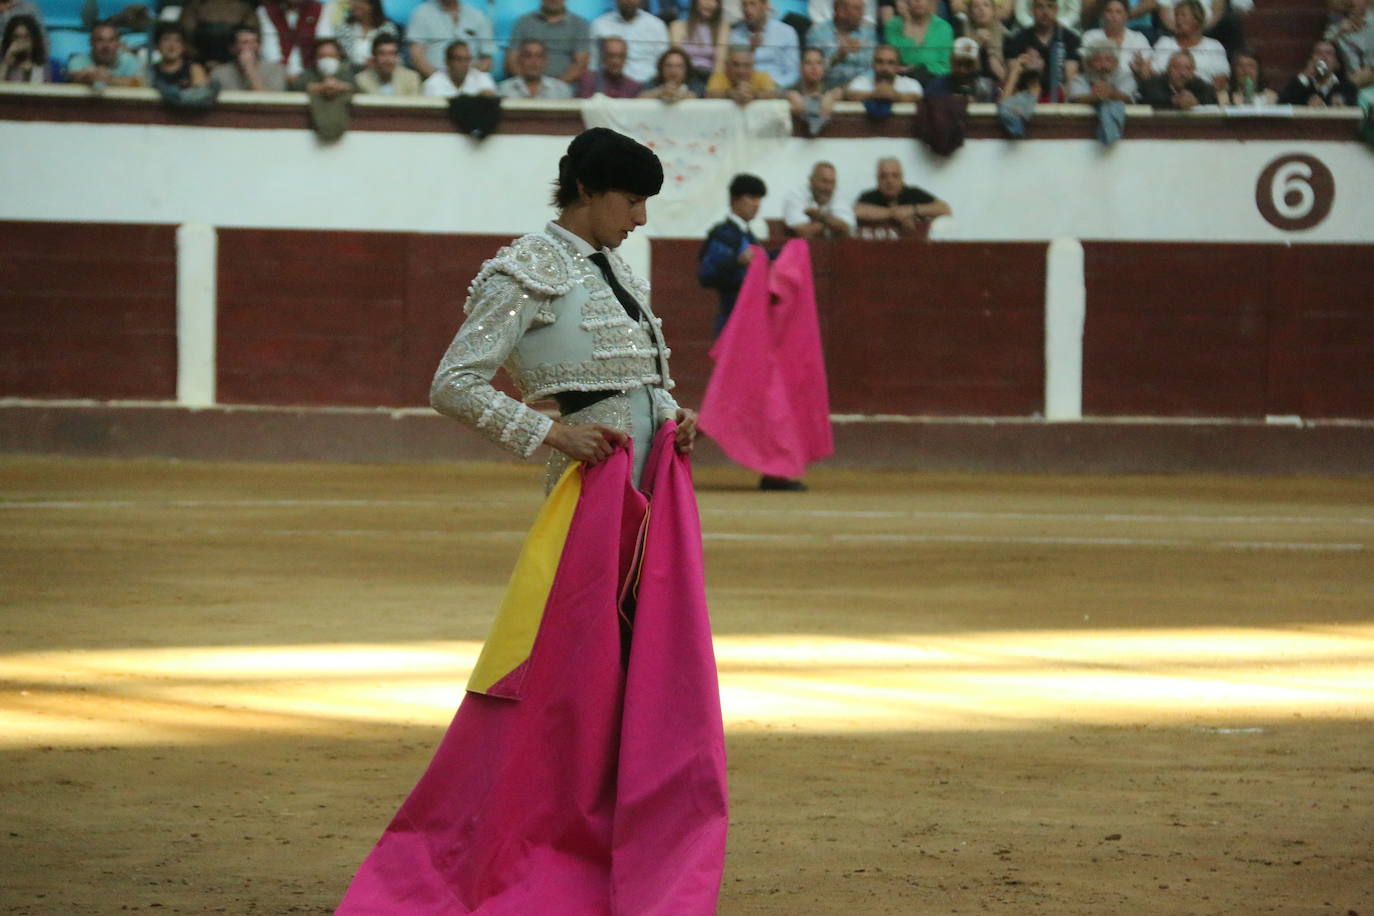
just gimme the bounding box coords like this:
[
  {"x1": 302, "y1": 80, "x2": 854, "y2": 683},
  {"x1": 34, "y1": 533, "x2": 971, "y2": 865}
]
[
  {"x1": 357, "y1": 32, "x2": 420, "y2": 94},
  {"x1": 66, "y1": 20, "x2": 144, "y2": 87},
  {"x1": 290, "y1": 36, "x2": 358, "y2": 92},
  {"x1": 1215, "y1": 48, "x2": 1276, "y2": 104},
  {"x1": 669, "y1": 0, "x2": 728, "y2": 86},
  {"x1": 407, "y1": 0, "x2": 495, "y2": 80},
  {"x1": 788, "y1": 47, "x2": 843, "y2": 130},
  {"x1": 950, "y1": 0, "x2": 1015, "y2": 28},
  {"x1": 1067, "y1": 39, "x2": 1135, "y2": 99},
  {"x1": 806, "y1": 0, "x2": 876, "y2": 89},
  {"x1": 1080, "y1": 0, "x2": 1151, "y2": 81},
  {"x1": 576, "y1": 35, "x2": 642, "y2": 96},
  {"x1": 998, "y1": 45, "x2": 1045, "y2": 134},
  {"x1": 590, "y1": 0, "x2": 670, "y2": 83},
  {"x1": 422, "y1": 38, "x2": 497, "y2": 95},
  {"x1": 1009, "y1": 0, "x2": 1082, "y2": 30},
  {"x1": 1067, "y1": 39, "x2": 1135, "y2": 141},
  {"x1": 853, "y1": 156, "x2": 951, "y2": 239},
  {"x1": 317, "y1": 0, "x2": 400, "y2": 69},
  {"x1": 1326, "y1": 0, "x2": 1374, "y2": 87},
  {"x1": 730, "y1": 0, "x2": 801, "y2": 89},
  {"x1": 885, "y1": 0, "x2": 956, "y2": 80},
  {"x1": 706, "y1": 43, "x2": 781, "y2": 100},
  {"x1": 502, "y1": 38, "x2": 575, "y2": 97},
  {"x1": 0, "y1": 0, "x2": 44, "y2": 50},
  {"x1": 147, "y1": 22, "x2": 210, "y2": 92},
  {"x1": 1005, "y1": 0, "x2": 1080, "y2": 98},
  {"x1": 956, "y1": 0, "x2": 1008, "y2": 83},
  {"x1": 180, "y1": 0, "x2": 257, "y2": 65},
  {"x1": 1203, "y1": 0, "x2": 1252, "y2": 55},
  {"x1": 698, "y1": 173, "x2": 767, "y2": 337},
  {"x1": 1, "y1": 13, "x2": 44, "y2": 82},
  {"x1": 782, "y1": 161, "x2": 855, "y2": 238},
  {"x1": 1156, "y1": 0, "x2": 1224, "y2": 33},
  {"x1": 1279, "y1": 38, "x2": 1359, "y2": 106},
  {"x1": 639, "y1": 46, "x2": 699, "y2": 98},
  {"x1": 845, "y1": 42, "x2": 925, "y2": 99},
  {"x1": 811, "y1": 0, "x2": 881, "y2": 25},
  {"x1": 1138, "y1": 47, "x2": 1217, "y2": 107},
  {"x1": 1109, "y1": 0, "x2": 1163, "y2": 42},
  {"x1": 926, "y1": 34, "x2": 1000, "y2": 98},
  {"x1": 508, "y1": 0, "x2": 591, "y2": 86},
  {"x1": 1147, "y1": 0, "x2": 1227, "y2": 87},
  {"x1": 210, "y1": 26, "x2": 289, "y2": 90},
  {"x1": 257, "y1": 0, "x2": 324, "y2": 78}
]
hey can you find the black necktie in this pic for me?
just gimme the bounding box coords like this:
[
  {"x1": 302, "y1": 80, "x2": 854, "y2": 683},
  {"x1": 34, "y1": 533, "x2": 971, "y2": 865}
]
[{"x1": 588, "y1": 252, "x2": 642, "y2": 323}]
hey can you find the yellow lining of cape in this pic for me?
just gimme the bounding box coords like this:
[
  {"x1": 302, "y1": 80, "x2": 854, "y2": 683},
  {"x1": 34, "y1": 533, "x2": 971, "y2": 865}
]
[{"x1": 466, "y1": 463, "x2": 582, "y2": 696}]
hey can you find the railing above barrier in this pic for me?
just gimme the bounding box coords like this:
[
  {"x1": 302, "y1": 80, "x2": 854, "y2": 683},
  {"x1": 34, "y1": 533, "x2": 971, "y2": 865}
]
[{"x1": 1, "y1": 82, "x2": 1364, "y2": 141}]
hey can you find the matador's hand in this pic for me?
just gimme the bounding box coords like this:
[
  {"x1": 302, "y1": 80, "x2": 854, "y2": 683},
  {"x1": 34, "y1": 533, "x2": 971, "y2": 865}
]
[
  {"x1": 544, "y1": 422, "x2": 628, "y2": 464},
  {"x1": 674, "y1": 408, "x2": 699, "y2": 454}
]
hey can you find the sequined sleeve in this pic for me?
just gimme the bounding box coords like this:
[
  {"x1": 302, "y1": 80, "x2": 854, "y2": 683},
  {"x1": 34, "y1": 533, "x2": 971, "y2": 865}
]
[{"x1": 429, "y1": 274, "x2": 555, "y2": 459}]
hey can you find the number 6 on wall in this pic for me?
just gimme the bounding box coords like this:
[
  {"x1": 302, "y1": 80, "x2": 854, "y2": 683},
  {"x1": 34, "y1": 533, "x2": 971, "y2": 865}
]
[{"x1": 1256, "y1": 154, "x2": 1336, "y2": 232}]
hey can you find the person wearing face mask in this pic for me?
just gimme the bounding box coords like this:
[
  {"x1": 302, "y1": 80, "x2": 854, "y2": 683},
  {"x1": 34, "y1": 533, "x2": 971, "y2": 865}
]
[
  {"x1": 290, "y1": 37, "x2": 355, "y2": 140},
  {"x1": 290, "y1": 35, "x2": 357, "y2": 92}
]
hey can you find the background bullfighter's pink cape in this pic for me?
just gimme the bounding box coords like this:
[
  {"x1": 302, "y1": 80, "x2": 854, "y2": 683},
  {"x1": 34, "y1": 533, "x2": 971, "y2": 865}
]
[
  {"x1": 698, "y1": 239, "x2": 833, "y2": 479},
  {"x1": 336, "y1": 425, "x2": 727, "y2": 914}
]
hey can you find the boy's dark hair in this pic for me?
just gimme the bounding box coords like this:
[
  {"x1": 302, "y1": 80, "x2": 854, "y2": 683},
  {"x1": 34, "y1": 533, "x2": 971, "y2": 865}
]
[{"x1": 729, "y1": 173, "x2": 767, "y2": 199}]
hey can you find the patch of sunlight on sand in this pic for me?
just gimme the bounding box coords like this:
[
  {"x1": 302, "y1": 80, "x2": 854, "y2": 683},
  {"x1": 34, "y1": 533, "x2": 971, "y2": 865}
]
[{"x1": 1, "y1": 625, "x2": 1371, "y2": 747}]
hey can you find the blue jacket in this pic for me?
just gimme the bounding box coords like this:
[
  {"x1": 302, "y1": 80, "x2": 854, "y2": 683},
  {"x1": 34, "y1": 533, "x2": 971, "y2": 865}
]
[{"x1": 697, "y1": 218, "x2": 754, "y2": 336}]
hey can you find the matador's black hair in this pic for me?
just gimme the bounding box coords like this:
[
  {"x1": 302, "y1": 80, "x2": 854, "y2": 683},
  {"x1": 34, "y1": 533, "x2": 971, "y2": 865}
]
[{"x1": 551, "y1": 127, "x2": 664, "y2": 209}]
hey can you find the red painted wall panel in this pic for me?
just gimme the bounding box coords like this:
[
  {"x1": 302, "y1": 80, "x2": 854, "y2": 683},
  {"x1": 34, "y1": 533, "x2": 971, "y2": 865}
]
[
  {"x1": 1083, "y1": 243, "x2": 1374, "y2": 419},
  {"x1": 0, "y1": 221, "x2": 177, "y2": 399},
  {"x1": 651, "y1": 238, "x2": 1047, "y2": 416},
  {"x1": 218, "y1": 228, "x2": 413, "y2": 406},
  {"x1": 7, "y1": 221, "x2": 1371, "y2": 422}
]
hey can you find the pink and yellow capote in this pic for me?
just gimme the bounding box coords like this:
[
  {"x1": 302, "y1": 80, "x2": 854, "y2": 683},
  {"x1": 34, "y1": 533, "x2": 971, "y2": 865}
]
[{"x1": 337, "y1": 424, "x2": 727, "y2": 914}]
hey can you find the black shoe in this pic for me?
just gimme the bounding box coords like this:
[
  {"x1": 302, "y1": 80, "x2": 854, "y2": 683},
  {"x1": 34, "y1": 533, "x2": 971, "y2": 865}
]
[{"x1": 759, "y1": 476, "x2": 808, "y2": 492}]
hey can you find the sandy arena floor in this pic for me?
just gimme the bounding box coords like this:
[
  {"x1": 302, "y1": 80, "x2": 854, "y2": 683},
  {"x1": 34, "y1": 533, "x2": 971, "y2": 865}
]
[{"x1": 1, "y1": 457, "x2": 1372, "y2": 915}]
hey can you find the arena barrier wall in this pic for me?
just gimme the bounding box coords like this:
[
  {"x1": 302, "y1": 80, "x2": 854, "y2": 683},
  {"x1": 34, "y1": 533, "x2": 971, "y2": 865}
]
[{"x1": 2, "y1": 91, "x2": 1372, "y2": 472}]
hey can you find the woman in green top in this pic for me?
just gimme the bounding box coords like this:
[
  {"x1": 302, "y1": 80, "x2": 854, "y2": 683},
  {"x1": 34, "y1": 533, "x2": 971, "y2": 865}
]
[{"x1": 884, "y1": 0, "x2": 955, "y2": 77}]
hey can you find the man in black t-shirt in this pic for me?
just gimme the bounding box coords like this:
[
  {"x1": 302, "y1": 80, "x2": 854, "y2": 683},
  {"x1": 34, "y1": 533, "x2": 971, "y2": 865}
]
[{"x1": 852, "y1": 157, "x2": 952, "y2": 239}]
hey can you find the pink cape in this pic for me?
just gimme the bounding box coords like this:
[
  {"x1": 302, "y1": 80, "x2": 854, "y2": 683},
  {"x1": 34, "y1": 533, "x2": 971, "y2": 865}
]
[
  {"x1": 698, "y1": 239, "x2": 833, "y2": 479},
  {"x1": 336, "y1": 425, "x2": 727, "y2": 914}
]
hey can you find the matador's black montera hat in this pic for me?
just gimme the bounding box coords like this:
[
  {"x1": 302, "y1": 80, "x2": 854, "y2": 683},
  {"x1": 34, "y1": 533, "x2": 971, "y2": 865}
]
[{"x1": 561, "y1": 127, "x2": 664, "y2": 199}]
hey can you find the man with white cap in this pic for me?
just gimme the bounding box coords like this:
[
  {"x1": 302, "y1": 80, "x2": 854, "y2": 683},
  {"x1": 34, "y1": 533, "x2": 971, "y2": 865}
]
[{"x1": 925, "y1": 34, "x2": 1000, "y2": 100}]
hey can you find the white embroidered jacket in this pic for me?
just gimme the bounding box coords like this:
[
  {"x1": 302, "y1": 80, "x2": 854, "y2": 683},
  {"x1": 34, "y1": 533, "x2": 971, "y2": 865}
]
[{"x1": 429, "y1": 226, "x2": 679, "y2": 457}]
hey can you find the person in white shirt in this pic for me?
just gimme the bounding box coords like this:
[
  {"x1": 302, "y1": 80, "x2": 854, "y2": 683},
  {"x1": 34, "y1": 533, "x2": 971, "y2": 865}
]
[
  {"x1": 421, "y1": 38, "x2": 497, "y2": 96},
  {"x1": 844, "y1": 43, "x2": 924, "y2": 99},
  {"x1": 1144, "y1": 0, "x2": 1228, "y2": 85},
  {"x1": 782, "y1": 161, "x2": 855, "y2": 239},
  {"x1": 589, "y1": 0, "x2": 669, "y2": 83},
  {"x1": 1080, "y1": 0, "x2": 1152, "y2": 81}
]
